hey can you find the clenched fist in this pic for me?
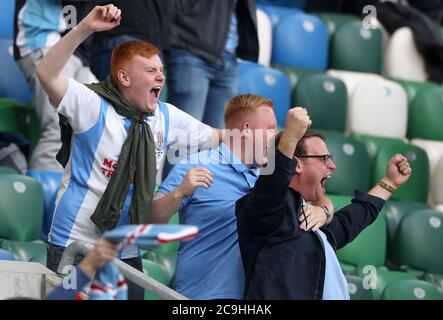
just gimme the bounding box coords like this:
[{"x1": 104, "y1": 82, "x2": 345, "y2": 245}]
[
  {"x1": 76, "y1": 5, "x2": 121, "y2": 34},
  {"x1": 285, "y1": 107, "x2": 312, "y2": 141},
  {"x1": 383, "y1": 154, "x2": 412, "y2": 188}
]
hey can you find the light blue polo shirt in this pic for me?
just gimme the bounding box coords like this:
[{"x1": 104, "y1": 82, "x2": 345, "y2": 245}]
[
  {"x1": 157, "y1": 143, "x2": 258, "y2": 300},
  {"x1": 317, "y1": 230, "x2": 350, "y2": 300}
]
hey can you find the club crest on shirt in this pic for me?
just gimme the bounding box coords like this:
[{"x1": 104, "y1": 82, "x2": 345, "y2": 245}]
[{"x1": 156, "y1": 130, "x2": 164, "y2": 157}]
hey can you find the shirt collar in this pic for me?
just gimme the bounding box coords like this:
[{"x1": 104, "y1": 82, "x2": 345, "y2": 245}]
[{"x1": 218, "y1": 143, "x2": 259, "y2": 176}]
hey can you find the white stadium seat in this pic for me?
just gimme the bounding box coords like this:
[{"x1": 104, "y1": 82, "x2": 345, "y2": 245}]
[
  {"x1": 348, "y1": 78, "x2": 408, "y2": 138},
  {"x1": 327, "y1": 69, "x2": 383, "y2": 97},
  {"x1": 384, "y1": 27, "x2": 427, "y2": 82},
  {"x1": 257, "y1": 8, "x2": 272, "y2": 67}
]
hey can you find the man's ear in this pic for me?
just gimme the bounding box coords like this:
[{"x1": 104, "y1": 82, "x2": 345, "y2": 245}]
[
  {"x1": 241, "y1": 122, "x2": 252, "y2": 138},
  {"x1": 295, "y1": 160, "x2": 302, "y2": 174},
  {"x1": 117, "y1": 70, "x2": 130, "y2": 87}
]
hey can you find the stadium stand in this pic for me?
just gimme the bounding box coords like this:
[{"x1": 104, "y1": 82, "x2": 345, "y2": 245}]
[
  {"x1": 431, "y1": 158, "x2": 443, "y2": 212},
  {"x1": 27, "y1": 170, "x2": 62, "y2": 242},
  {"x1": 392, "y1": 78, "x2": 439, "y2": 108},
  {"x1": 317, "y1": 13, "x2": 360, "y2": 36},
  {"x1": 320, "y1": 131, "x2": 370, "y2": 196},
  {"x1": 347, "y1": 79, "x2": 408, "y2": 138},
  {"x1": 0, "y1": 0, "x2": 14, "y2": 39},
  {"x1": 384, "y1": 27, "x2": 428, "y2": 82},
  {"x1": 237, "y1": 60, "x2": 291, "y2": 127},
  {"x1": 408, "y1": 86, "x2": 443, "y2": 141},
  {"x1": 329, "y1": 21, "x2": 384, "y2": 74},
  {"x1": 259, "y1": 4, "x2": 328, "y2": 70},
  {"x1": 0, "y1": 98, "x2": 40, "y2": 152},
  {"x1": 0, "y1": 38, "x2": 32, "y2": 104},
  {"x1": 380, "y1": 279, "x2": 441, "y2": 300},
  {"x1": 293, "y1": 74, "x2": 348, "y2": 132},
  {"x1": 345, "y1": 275, "x2": 375, "y2": 300},
  {"x1": 256, "y1": 8, "x2": 273, "y2": 66}
]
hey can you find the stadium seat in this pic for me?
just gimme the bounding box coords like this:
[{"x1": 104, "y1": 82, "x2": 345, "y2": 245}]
[
  {"x1": 410, "y1": 138, "x2": 443, "y2": 178},
  {"x1": 348, "y1": 79, "x2": 408, "y2": 138},
  {"x1": 273, "y1": 64, "x2": 323, "y2": 92},
  {"x1": 27, "y1": 170, "x2": 62, "y2": 242},
  {"x1": 0, "y1": 248, "x2": 15, "y2": 261},
  {"x1": 380, "y1": 279, "x2": 441, "y2": 300},
  {"x1": 393, "y1": 209, "x2": 443, "y2": 275},
  {"x1": 0, "y1": 0, "x2": 14, "y2": 38},
  {"x1": 320, "y1": 131, "x2": 370, "y2": 195},
  {"x1": 0, "y1": 174, "x2": 43, "y2": 241},
  {"x1": 142, "y1": 250, "x2": 177, "y2": 288},
  {"x1": 257, "y1": 3, "x2": 302, "y2": 28},
  {"x1": 328, "y1": 194, "x2": 387, "y2": 273},
  {"x1": 293, "y1": 74, "x2": 347, "y2": 132},
  {"x1": 0, "y1": 98, "x2": 40, "y2": 151},
  {"x1": 0, "y1": 239, "x2": 46, "y2": 265},
  {"x1": 327, "y1": 69, "x2": 384, "y2": 97},
  {"x1": 237, "y1": 60, "x2": 291, "y2": 127},
  {"x1": 391, "y1": 78, "x2": 439, "y2": 109},
  {"x1": 317, "y1": 13, "x2": 360, "y2": 36},
  {"x1": 372, "y1": 266, "x2": 417, "y2": 300},
  {"x1": 0, "y1": 38, "x2": 32, "y2": 104},
  {"x1": 0, "y1": 166, "x2": 18, "y2": 175},
  {"x1": 384, "y1": 27, "x2": 427, "y2": 82},
  {"x1": 408, "y1": 86, "x2": 443, "y2": 141},
  {"x1": 257, "y1": 9, "x2": 272, "y2": 67},
  {"x1": 142, "y1": 259, "x2": 169, "y2": 300},
  {"x1": 383, "y1": 200, "x2": 431, "y2": 268},
  {"x1": 260, "y1": 5, "x2": 328, "y2": 70},
  {"x1": 329, "y1": 21, "x2": 383, "y2": 74},
  {"x1": 371, "y1": 142, "x2": 429, "y2": 203},
  {"x1": 431, "y1": 158, "x2": 443, "y2": 211},
  {"x1": 346, "y1": 275, "x2": 375, "y2": 300},
  {"x1": 337, "y1": 211, "x2": 387, "y2": 272},
  {"x1": 351, "y1": 134, "x2": 406, "y2": 162},
  {"x1": 257, "y1": 0, "x2": 306, "y2": 9}
]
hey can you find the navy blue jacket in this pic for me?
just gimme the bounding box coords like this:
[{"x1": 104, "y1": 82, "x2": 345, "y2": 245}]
[{"x1": 235, "y1": 149, "x2": 385, "y2": 300}]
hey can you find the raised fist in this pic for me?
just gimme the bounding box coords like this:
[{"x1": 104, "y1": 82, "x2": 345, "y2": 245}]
[
  {"x1": 285, "y1": 107, "x2": 312, "y2": 141},
  {"x1": 384, "y1": 154, "x2": 412, "y2": 188},
  {"x1": 77, "y1": 5, "x2": 121, "y2": 33}
]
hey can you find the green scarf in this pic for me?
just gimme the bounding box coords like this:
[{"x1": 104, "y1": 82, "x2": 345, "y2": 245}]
[{"x1": 56, "y1": 76, "x2": 156, "y2": 232}]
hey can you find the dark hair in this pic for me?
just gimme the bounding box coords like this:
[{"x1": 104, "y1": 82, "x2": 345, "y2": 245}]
[{"x1": 275, "y1": 130, "x2": 325, "y2": 157}]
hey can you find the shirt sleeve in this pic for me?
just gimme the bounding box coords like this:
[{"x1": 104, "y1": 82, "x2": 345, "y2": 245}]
[
  {"x1": 56, "y1": 78, "x2": 103, "y2": 134},
  {"x1": 166, "y1": 103, "x2": 213, "y2": 151},
  {"x1": 157, "y1": 161, "x2": 195, "y2": 210}
]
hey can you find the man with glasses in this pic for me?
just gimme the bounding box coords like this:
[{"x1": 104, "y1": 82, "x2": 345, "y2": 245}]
[{"x1": 235, "y1": 108, "x2": 412, "y2": 299}]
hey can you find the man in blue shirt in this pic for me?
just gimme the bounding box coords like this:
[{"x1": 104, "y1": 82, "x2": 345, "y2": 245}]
[{"x1": 151, "y1": 94, "x2": 333, "y2": 299}]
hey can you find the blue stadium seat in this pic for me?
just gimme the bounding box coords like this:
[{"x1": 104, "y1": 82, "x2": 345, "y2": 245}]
[
  {"x1": 258, "y1": 4, "x2": 302, "y2": 28},
  {"x1": 0, "y1": 37, "x2": 32, "y2": 104},
  {"x1": 27, "y1": 170, "x2": 62, "y2": 242},
  {"x1": 269, "y1": 9, "x2": 328, "y2": 69},
  {"x1": 0, "y1": 0, "x2": 15, "y2": 38},
  {"x1": 237, "y1": 60, "x2": 290, "y2": 127},
  {"x1": 0, "y1": 248, "x2": 15, "y2": 261}
]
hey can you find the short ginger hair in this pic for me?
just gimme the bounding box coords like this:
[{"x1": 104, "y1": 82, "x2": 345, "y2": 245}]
[
  {"x1": 224, "y1": 94, "x2": 274, "y2": 129},
  {"x1": 111, "y1": 40, "x2": 160, "y2": 83}
]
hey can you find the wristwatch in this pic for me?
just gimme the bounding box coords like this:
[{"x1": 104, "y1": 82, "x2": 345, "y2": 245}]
[{"x1": 321, "y1": 205, "x2": 331, "y2": 222}]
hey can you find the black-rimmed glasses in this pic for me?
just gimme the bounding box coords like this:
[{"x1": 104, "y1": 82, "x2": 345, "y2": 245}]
[{"x1": 296, "y1": 154, "x2": 334, "y2": 165}]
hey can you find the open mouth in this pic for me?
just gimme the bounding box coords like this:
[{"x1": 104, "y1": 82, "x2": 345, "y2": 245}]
[
  {"x1": 150, "y1": 86, "x2": 162, "y2": 99},
  {"x1": 320, "y1": 174, "x2": 332, "y2": 190}
]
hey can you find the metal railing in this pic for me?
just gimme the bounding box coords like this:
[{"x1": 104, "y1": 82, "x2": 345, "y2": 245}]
[{"x1": 57, "y1": 240, "x2": 188, "y2": 300}]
